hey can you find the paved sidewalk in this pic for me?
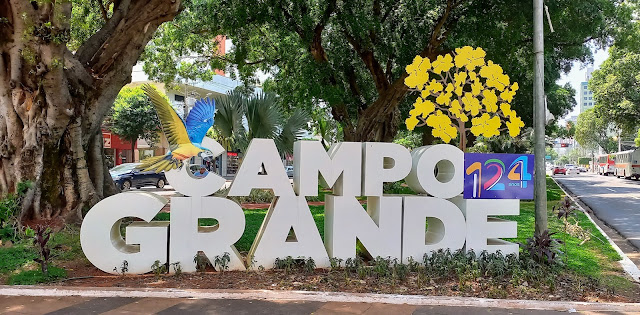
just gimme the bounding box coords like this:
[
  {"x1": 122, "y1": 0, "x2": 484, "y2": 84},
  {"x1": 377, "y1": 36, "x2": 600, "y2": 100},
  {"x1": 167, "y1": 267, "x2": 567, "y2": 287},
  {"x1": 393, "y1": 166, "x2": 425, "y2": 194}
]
[{"x1": 1, "y1": 286, "x2": 639, "y2": 314}]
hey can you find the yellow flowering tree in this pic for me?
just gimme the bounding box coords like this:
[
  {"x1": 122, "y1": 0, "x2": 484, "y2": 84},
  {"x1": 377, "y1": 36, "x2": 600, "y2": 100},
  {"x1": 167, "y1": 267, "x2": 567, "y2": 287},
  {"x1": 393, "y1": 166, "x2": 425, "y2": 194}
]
[{"x1": 404, "y1": 46, "x2": 524, "y2": 151}]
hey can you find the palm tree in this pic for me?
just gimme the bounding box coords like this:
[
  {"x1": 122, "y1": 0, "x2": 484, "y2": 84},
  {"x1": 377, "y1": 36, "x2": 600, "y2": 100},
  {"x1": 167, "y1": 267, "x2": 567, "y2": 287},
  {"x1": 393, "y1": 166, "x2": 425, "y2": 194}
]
[{"x1": 212, "y1": 90, "x2": 310, "y2": 154}]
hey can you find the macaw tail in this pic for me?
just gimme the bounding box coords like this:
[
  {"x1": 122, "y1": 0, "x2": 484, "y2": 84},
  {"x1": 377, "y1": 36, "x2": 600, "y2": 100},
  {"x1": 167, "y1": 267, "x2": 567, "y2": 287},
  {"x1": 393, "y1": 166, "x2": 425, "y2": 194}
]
[{"x1": 137, "y1": 154, "x2": 183, "y2": 173}]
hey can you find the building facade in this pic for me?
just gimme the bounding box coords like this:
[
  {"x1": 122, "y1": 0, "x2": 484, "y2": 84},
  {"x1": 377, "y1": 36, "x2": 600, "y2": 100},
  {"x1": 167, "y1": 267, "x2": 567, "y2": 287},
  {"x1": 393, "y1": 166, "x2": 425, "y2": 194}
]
[{"x1": 579, "y1": 67, "x2": 595, "y2": 113}]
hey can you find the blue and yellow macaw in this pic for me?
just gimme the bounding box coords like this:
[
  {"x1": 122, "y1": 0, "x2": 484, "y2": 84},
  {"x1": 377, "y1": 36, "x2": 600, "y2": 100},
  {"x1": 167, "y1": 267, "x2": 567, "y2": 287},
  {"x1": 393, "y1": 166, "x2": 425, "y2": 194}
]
[{"x1": 138, "y1": 84, "x2": 216, "y2": 173}]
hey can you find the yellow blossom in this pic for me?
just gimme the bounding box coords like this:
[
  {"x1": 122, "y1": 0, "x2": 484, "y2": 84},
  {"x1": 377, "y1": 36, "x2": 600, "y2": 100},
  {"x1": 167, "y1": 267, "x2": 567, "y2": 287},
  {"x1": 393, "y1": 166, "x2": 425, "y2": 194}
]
[
  {"x1": 500, "y1": 103, "x2": 514, "y2": 117},
  {"x1": 425, "y1": 79, "x2": 443, "y2": 94},
  {"x1": 469, "y1": 71, "x2": 478, "y2": 82},
  {"x1": 506, "y1": 115, "x2": 524, "y2": 137},
  {"x1": 436, "y1": 92, "x2": 452, "y2": 105},
  {"x1": 454, "y1": 86, "x2": 463, "y2": 97},
  {"x1": 482, "y1": 89, "x2": 498, "y2": 112},
  {"x1": 454, "y1": 46, "x2": 486, "y2": 70},
  {"x1": 406, "y1": 115, "x2": 420, "y2": 131},
  {"x1": 479, "y1": 61, "x2": 510, "y2": 91},
  {"x1": 432, "y1": 54, "x2": 454, "y2": 73},
  {"x1": 454, "y1": 72, "x2": 468, "y2": 87},
  {"x1": 470, "y1": 113, "x2": 501, "y2": 137},
  {"x1": 471, "y1": 81, "x2": 483, "y2": 96},
  {"x1": 500, "y1": 87, "x2": 516, "y2": 103},
  {"x1": 412, "y1": 98, "x2": 435, "y2": 117},
  {"x1": 445, "y1": 83, "x2": 454, "y2": 93},
  {"x1": 404, "y1": 56, "x2": 431, "y2": 89},
  {"x1": 462, "y1": 93, "x2": 482, "y2": 116},
  {"x1": 450, "y1": 100, "x2": 468, "y2": 122},
  {"x1": 426, "y1": 110, "x2": 458, "y2": 143}
]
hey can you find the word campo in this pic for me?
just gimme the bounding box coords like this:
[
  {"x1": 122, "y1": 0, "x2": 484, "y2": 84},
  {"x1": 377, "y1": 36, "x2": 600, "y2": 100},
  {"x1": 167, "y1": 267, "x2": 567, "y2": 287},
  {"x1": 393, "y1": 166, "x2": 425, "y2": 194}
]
[{"x1": 80, "y1": 138, "x2": 519, "y2": 274}]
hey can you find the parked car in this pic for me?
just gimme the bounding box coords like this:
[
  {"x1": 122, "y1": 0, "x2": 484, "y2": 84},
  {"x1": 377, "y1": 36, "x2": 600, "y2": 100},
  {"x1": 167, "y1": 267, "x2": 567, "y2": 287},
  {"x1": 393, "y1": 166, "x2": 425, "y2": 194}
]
[
  {"x1": 285, "y1": 165, "x2": 294, "y2": 177},
  {"x1": 110, "y1": 163, "x2": 167, "y2": 190},
  {"x1": 553, "y1": 166, "x2": 566, "y2": 175},
  {"x1": 578, "y1": 166, "x2": 587, "y2": 172}
]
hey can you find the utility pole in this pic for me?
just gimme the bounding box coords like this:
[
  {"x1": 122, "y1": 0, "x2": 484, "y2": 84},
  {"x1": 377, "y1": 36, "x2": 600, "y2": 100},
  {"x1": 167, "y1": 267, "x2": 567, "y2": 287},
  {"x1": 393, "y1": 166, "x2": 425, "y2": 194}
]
[{"x1": 533, "y1": 0, "x2": 547, "y2": 235}]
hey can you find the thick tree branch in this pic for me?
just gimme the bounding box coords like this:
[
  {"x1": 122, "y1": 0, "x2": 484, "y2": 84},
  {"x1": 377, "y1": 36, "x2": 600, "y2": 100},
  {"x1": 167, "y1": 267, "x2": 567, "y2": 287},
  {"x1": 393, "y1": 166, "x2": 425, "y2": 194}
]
[{"x1": 75, "y1": 0, "x2": 132, "y2": 66}]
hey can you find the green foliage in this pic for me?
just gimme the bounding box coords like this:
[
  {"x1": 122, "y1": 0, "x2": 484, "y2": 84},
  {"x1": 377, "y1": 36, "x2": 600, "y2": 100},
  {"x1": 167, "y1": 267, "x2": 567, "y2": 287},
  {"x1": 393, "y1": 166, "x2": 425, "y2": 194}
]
[
  {"x1": 590, "y1": 45, "x2": 640, "y2": 133},
  {"x1": 144, "y1": 0, "x2": 627, "y2": 141},
  {"x1": 108, "y1": 85, "x2": 163, "y2": 150},
  {"x1": 193, "y1": 253, "x2": 210, "y2": 272},
  {"x1": 213, "y1": 252, "x2": 231, "y2": 272},
  {"x1": 393, "y1": 130, "x2": 422, "y2": 151},
  {"x1": 382, "y1": 181, "x2": 415, "y2": 195},
  {"x1": 211, "y1": 90, "x2": 310, "y2": 154},
  {"x1": 7, "y1": 266, "x2": 66, "y2": 285},
  {"x1": 68, "y1": 0, "x2": 109, "y2": 51},
  {"x1": 0, "y1": 181, "x2": 33, "y2": 241},
  {"x1": 468, "y1": 132, "x2": 533, "y2": 154},
  {"x1": 151, "y1": 260, "x2": 167, "y2": 279},
  {"x1": 578, "y1": 157, "x2": 591, "y2": 165},
  {"x1": 575, "y1": 108, "x2": 617, "y2": 153},
  {"x1": 0, "y1": 245, "x2": 37, "y2": 274}
]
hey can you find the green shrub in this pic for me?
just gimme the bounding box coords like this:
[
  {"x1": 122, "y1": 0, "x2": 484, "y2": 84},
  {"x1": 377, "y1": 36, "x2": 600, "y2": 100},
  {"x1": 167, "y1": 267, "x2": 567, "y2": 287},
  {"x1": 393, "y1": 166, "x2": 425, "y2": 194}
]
[
  {"x1": 215, "y1": 187, "x2": 275, "y2": 204},
  {"x1": 7, "y1": 266, "x2": 66, "y2": 285},
  {"x1": 0, "y1": 246, "x2": 37, "y2": 274}
]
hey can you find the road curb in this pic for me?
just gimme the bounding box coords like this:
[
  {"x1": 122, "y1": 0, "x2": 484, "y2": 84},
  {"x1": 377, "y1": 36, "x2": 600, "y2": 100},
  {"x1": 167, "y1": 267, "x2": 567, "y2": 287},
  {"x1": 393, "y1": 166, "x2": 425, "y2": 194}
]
[
  {"x1": 0, "y1": 285, "x2": 639, "y2": 312},
  {"x1": 551, "y1": 176, "x2": 640, "y2": 282}
]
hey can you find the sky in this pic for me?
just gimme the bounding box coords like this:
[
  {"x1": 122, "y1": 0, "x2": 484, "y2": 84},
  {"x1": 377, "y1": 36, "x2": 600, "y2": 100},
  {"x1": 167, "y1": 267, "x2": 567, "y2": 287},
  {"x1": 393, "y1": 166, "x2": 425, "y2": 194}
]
[{"x1": 556, "y1": 48, "x2": 610, "y2": 121}]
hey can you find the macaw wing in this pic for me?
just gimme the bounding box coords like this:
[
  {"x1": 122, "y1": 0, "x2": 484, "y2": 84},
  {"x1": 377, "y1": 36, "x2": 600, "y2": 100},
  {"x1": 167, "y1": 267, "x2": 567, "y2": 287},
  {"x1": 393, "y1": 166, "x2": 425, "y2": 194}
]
[
  {"x1": 142, "y1": 84, "x2": 191, "y2": 149},
  {"x1": 185, "y1": 97, "x2": 216, "y2": 145}
]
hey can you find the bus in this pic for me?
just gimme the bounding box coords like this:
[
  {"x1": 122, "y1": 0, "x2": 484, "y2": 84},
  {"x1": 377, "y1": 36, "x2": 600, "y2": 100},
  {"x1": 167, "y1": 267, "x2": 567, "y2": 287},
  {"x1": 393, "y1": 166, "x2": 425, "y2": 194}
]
[
  {"x1": 596, "y1": 154, "x2": 614, "y2": 176},
  {"x1": 612, "y1": 149, "x2": 640, "y2": 179}
]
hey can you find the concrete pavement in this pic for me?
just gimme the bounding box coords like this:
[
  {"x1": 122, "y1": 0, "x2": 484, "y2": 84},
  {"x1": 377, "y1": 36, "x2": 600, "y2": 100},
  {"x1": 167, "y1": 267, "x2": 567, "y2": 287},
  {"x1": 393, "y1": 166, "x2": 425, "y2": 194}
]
[
  {"x1": 0, "y1": 296, "x2": 570, "y2": 315},
  {"x1": 552, "y1": 172, "x2": 640, "y2": 249},
  {"x1": 3, "y1": 286, "x2": 640, "y2": 314}
]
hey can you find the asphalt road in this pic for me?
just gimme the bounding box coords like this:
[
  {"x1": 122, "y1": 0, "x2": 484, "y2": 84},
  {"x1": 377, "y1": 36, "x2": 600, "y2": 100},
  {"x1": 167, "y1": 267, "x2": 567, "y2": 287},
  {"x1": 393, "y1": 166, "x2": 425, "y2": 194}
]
[{"x1": 553, "y1": 172, "x2": 640, "y2": 249}]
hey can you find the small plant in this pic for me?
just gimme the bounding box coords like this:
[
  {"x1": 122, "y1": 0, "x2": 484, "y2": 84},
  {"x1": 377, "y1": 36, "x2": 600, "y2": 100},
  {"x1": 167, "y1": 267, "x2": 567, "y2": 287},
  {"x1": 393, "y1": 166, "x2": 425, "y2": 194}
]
[
  {"x1": 372, "y1": 256, "x2": 391, "y2": 278},
  {"x1": 213, "y1": 252, "x2": 231, "y2": 272},
  {"x1": 344, "y1": 256, "x2": 364, "y2": 273},
  {"x1": 329, "y1": 257, "x2": 343, "y2": 270},
  {"x1": 274, "y1": 256, "x2": 296, "y2": 274},
  {"x1": 524, "y1": 229, "x2": 563, "y2": 265},
  {"x1": 303, "y1": 257, "x2": 316, "y2": 274},
  {"x1": 193, "y1": 252, "x2": 210, "y2": 272},
  {"x1": 247, "y1": 254, "x2": 257, "y2": 271},
  {"x1": 392, "y1": 259, "x2": 408, "y2": 281},
  {"x1": 151, "y1": 260, "x2": 167, "y2": 279},
  {"x1": 32, "y1": 225, "x2": 60, "y2": 277},
  {"x1": 170, "y1": 262, "x2": 182, "y2": 276},
  {"x1": 553, "y1": 196, "x2": 578, "y2": 220},
  {"x1": 113, "y1": 260, "x2": 129, "y2": 276}
]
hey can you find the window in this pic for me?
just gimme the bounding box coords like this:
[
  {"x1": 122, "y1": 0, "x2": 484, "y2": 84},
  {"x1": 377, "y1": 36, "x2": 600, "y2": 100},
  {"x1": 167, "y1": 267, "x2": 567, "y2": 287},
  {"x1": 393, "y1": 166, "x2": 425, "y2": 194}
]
[{"x1": 174, "y1": 94, "x2": 185, "y2": 102}]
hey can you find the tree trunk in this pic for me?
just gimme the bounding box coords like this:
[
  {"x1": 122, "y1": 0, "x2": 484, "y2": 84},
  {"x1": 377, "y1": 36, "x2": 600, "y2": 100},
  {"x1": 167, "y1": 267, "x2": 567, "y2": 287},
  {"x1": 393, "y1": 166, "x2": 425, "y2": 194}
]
[{"x1": 0, "y1": 0, "x2": 181, "y2": 223}]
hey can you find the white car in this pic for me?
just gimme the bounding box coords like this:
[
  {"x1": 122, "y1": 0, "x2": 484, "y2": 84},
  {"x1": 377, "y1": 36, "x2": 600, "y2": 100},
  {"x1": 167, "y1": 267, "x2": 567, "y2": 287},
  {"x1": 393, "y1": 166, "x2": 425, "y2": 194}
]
[{"x1": 565, "y1": 164, "x2": 578, "y2": 174}]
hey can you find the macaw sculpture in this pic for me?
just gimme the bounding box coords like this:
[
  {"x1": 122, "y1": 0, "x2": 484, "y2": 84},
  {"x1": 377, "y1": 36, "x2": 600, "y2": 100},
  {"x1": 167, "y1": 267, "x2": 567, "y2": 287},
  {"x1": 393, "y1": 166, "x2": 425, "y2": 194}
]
[{"x1": 137, "y1": 84, "x2": 216, "y2": 173}]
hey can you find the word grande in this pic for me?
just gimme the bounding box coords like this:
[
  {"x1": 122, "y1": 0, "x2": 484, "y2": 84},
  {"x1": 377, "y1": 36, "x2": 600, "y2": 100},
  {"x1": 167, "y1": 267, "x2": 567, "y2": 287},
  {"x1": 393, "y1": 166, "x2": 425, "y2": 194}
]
[{"x1": 80, "y1": 138, "x2": 519, "y2": 274}]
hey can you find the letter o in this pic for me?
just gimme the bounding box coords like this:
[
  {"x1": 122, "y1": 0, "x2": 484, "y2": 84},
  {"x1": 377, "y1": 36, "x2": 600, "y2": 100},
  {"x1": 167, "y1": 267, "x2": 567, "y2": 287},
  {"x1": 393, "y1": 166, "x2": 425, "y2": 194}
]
[
  {"x1": 164, "y1": 137, "x2": 226, "y2": 197},
  {"x1": 405, "y1": 144, "x2": 463, "y2": 198}
]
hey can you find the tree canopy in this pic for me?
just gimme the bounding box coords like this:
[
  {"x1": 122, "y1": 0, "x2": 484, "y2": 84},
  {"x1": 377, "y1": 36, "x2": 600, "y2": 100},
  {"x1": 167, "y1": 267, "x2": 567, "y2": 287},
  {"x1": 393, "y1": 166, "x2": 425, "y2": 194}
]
[
  {"x1": 108, "y1": 86, "x2": 164, "y2": 153},
  {"x1": 143, "y1": 0, "x2": 631, "y2": 143},
  {"x1": 574, "y1": 108, "x2": 617, "y2": 153},
  {"x1": 590, "y1": 46, "x2": 640, "y2": 134}
]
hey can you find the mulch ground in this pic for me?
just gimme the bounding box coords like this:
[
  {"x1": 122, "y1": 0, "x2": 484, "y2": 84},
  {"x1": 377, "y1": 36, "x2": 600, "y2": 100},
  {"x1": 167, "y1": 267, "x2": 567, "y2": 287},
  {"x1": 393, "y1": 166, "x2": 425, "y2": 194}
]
[{"x1": 49, "y1": 258, "x2": 640, "y2": 303}]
